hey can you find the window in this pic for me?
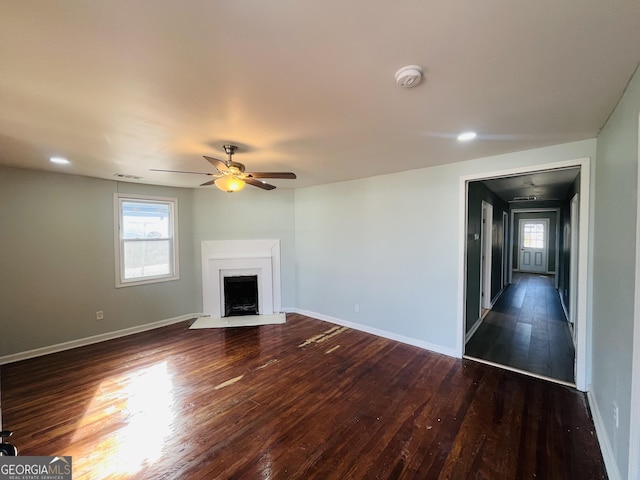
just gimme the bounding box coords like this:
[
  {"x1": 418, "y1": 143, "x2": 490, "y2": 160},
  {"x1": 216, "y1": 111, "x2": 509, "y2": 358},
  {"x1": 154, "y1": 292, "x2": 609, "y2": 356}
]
[
  {"x1": 523, "y1": 222, "x2": 545, "y2": 249},
  {"x1": 115, "y1": 194, "x2": 178, "y2": 287}
]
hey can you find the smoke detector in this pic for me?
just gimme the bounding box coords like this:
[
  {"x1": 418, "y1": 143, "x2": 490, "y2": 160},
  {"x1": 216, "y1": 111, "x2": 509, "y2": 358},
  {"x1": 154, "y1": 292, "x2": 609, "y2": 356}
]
[{"x1": 395, "y1": 65, "x2": 423, "y2": 88}]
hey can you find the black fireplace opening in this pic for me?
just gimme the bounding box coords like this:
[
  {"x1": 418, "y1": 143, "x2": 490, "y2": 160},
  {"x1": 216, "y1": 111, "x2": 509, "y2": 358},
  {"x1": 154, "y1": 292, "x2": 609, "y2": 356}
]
[{"x1": 224, "y1": 275, "x2": 259, "y2": 317}]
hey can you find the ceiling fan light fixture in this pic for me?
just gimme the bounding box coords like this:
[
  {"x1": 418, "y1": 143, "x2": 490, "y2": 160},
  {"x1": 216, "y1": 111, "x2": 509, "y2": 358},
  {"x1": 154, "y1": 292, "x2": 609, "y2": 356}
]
[
  {"x1": 154, "y1": 144, "x2": 294, "y2": 191},
  {"x1": 214, "y1": 175, "x2": 246, "y2": 193}
]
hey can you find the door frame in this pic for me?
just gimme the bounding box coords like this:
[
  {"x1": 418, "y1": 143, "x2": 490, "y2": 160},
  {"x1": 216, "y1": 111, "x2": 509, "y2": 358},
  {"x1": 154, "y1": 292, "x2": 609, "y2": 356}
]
[
  {"x1": 502, "y1": 211, "x2": 509, "y2": 290},
  {"x1": 517, "y1": 217, "x2": 550, "y2": 274},
  {"x1": 510, "y1": 208, "x2": 560, "y2": 286},
  {"x1": 569, "y1": 194, "x2": 580, "y2": 332},
  {"x1": 628, "y1": 115, "x2": 640, "y2": 480},
  {"x1": 457, "y1": 157, "x2": 590, "y2": 391},
  {"x1": 480, "y1": 202, "x2": 493, "y2": 310}
]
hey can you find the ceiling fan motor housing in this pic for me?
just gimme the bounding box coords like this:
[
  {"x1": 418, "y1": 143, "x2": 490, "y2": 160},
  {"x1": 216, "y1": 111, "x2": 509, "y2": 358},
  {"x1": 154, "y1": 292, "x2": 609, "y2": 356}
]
[
  {"x1": 227, "y1": 161, "x2": 245, "y2": 173},
  {"x1": 223, "y1": 144, "x2": 238, "y2": 156}
]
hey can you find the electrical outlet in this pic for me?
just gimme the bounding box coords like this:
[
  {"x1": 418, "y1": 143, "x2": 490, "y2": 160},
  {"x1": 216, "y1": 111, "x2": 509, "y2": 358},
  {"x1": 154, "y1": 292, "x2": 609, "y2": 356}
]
[
  {"x1": 613, "y1": 402, "x2": 619, "y2": 429},
  {"x1": 354, "y1": 304, "x2": 360, "y2": 313},
  {"x1": 96, "y1": 310, "x2": 104, "y2": 320}
]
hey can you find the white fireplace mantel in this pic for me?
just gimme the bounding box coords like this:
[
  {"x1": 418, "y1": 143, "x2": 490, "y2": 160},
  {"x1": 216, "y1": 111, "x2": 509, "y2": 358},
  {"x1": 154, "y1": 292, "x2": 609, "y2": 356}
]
[{"x1": 201, "y1": 239, "x2": 281, "y2": 319}]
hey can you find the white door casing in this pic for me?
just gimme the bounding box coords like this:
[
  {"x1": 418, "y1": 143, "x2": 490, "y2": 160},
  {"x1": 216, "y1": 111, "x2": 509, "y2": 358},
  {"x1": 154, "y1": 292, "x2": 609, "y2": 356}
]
[
  {"x1": 481, "y1": 202, "x2": 493, "y2": 310},
  {"x1": 569, "y1": 194, "x2": 580, "y2": 331},
  {"x1": 458, "y1": 157, "x2": 590, "y2": 392},
  {"x1": 502, "y1": 211, "x2": 509, "y2": 290}
]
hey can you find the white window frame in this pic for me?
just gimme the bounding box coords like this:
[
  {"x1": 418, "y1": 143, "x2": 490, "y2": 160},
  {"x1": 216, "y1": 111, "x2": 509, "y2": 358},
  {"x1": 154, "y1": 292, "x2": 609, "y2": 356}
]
[{"x1": 114, "y1": 193, "x2": 179, "y2": 288}]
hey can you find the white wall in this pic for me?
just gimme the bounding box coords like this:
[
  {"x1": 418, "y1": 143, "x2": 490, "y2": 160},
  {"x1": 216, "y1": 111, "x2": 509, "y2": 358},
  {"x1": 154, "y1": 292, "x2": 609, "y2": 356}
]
[
  {"x1": 0, "y1": 167, "x2": 197, "y2": 357},
  {"x1": 294, "y1": 139, "x2": 596, "y2": 355},
  {"x1": 592, "y1": 65, "x2": 640, "y2": 480}
]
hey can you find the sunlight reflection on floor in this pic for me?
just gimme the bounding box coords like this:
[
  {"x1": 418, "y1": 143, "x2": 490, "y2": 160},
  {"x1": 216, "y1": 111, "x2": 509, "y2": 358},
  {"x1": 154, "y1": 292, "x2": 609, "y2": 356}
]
[{"x1": 70, "y1": 362, "x2": 175, "y2": 479}]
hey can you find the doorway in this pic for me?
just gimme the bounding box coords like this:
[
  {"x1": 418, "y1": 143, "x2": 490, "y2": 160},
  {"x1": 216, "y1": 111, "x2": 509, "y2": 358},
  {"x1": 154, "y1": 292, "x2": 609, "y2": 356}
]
[
  {"x1": 518, "y1": 218, "x2": 549, "y2": 273},
  {"x1": 480, "y1": 202, "x2": 493, "y2": 313},
  {"x1": 459, "y1": 158, "x2": 590, "y2": 391}
]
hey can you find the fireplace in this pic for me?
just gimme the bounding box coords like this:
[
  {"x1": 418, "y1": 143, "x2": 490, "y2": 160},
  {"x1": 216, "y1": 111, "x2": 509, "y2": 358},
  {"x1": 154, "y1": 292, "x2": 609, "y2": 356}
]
[
  {"x1": 224, "y1": 275, "x2": 259, "y2": 316},
  {"x1": 201, "y1": 239, "x2": 281, "y2": 319}
]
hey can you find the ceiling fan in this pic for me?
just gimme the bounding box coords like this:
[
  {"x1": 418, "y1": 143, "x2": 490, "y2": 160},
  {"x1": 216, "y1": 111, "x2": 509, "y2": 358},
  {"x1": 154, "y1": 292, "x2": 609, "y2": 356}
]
[{"x1": 150, "y1": 145, "x2": 296, "y2": 192}]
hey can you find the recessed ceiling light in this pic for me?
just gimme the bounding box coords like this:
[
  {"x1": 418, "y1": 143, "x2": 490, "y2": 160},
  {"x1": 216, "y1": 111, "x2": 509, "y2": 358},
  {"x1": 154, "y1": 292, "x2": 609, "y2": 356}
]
[
  {"x1": 457, "y1": 131, "x2": 477, "y2": 142},
  {"x1": 50, "y1": 156, "x2": 70, "y2": 165}
]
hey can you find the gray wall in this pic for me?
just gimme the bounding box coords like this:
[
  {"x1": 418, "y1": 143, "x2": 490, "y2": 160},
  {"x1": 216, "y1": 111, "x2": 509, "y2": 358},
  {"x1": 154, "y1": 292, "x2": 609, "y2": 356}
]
[
  {"x1": 0, "y1": 167, "x2": 297, "y2": 358},
  {"x1": 0, "y1": 167, "x2": 197, "y2": 356},
  {"x1": 592, "y1": 65, "x2": 640, "y2": 479},
  {"x1": 466, "y1": 181, "x2": 508, "y2": 333}
]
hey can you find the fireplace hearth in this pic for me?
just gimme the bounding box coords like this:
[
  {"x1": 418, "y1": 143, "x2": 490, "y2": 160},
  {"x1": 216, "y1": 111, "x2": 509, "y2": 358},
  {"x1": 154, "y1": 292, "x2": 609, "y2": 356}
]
[{"x1": 224, "y1": 275, "x2": 259, "y2": 317}]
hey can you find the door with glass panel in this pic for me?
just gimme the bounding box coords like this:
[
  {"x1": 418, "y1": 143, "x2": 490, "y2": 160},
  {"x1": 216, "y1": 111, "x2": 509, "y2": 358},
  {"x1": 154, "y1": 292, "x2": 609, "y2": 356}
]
[{"x1": 518, "y1": 219, "x2": 548, "y2": 273}]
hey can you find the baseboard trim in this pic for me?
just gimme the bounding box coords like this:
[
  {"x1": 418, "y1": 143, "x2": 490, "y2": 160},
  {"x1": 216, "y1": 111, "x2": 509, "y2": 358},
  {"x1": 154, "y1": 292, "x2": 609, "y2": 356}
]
[
  {"x1": 293, "y1": 309, "x2": 458, "y2": 358},
  {"x1": 513, "y1": 270, "x2": 555, "y2": 275},
  {"x1": 560, "y1": 293, "x2": 570, "y2": 320},
  {"x1": 490, "y1": 286, "x2": 506, "y2": 307},
  {"x1": 558, "y1": 293, "x2": 578, "y2": 348},
  {"x1": 465, "y1": 316, "x2": 484, "y2": 344},
  {"x1": 587, "y1": 389, "x2": 622, "y2": 480},
  {"x1": 466, "y1": 287, "x2": 506, "y2": 344},
  {"x1": 0, "y1": 313, "x2": 200, "y2": 365}
]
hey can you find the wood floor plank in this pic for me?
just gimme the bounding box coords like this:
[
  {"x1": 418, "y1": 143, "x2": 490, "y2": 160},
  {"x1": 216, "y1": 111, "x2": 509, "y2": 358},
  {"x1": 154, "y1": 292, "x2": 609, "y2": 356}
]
[
  {"x1": 466, "y1": 273, "x2": 575, "y2": 383},
  {"x1": 1, "y1": 313, "x2": 605, "y2": 479}
]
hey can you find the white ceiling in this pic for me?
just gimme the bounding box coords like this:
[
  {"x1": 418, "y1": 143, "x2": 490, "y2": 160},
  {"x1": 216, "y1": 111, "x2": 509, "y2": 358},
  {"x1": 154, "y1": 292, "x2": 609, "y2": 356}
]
[
  {"x1": 482, "y1": 167, "x2": 580, "y2": 203},
  {"x1": 1, "y1": 1, "x2": 639, "y2": 190}
]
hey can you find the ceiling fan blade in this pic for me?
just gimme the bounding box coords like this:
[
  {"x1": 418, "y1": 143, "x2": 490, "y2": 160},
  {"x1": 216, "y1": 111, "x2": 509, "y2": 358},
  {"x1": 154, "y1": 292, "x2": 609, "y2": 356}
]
[
  {"x1": 200, "y1": 179, "x2": 218, "y2": 187},
  {"x1": 150, "y1": 168, "x2": 213, "y2": 176},
  {"x1": 203, "y1": 155, "x2": 229, "y2": 173},
  {"x1": 244, "y1": 177, "x2": 276, "y2": 190},
  {"x1": 245, "y1": 172, "x2": 297, "y2": 179}
]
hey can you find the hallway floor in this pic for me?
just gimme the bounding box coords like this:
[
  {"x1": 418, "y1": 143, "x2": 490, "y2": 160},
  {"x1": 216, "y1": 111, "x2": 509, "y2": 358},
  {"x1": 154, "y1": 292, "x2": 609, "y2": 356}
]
[{"x1": 465, "y1": 272, "x2": 575, "y2": 383}]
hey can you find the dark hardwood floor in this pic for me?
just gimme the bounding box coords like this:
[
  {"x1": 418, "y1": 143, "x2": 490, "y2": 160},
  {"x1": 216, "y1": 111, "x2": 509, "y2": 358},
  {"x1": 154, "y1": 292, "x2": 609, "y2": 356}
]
[
  {"x1": 466, "y1": 273, "x2": 576, "y2": 383},
  {"x1": 1, "y1": 313, "x2": 604, "y2": 479}
]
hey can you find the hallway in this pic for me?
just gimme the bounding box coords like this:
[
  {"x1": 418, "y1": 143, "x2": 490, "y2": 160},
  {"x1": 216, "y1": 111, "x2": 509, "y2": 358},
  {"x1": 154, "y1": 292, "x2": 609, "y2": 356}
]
[{"x1": 465, "y1": 273, "x2": 575, "y2": 383}]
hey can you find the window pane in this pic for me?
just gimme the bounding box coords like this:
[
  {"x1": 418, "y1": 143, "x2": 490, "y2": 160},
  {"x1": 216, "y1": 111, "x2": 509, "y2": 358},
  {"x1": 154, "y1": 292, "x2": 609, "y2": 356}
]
[
  {"x1": 115, "y1": 194, "x2": 178, "y2": 287},
  {"x1": 523, "y1": 223, "x2": 544, "y2": 248},
  {"x1": 122, "y1": 201, "x2": 170, "y2": 239},
  {"x1": 123, "y1": 240, "x2": 171, "y2": 279}
]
